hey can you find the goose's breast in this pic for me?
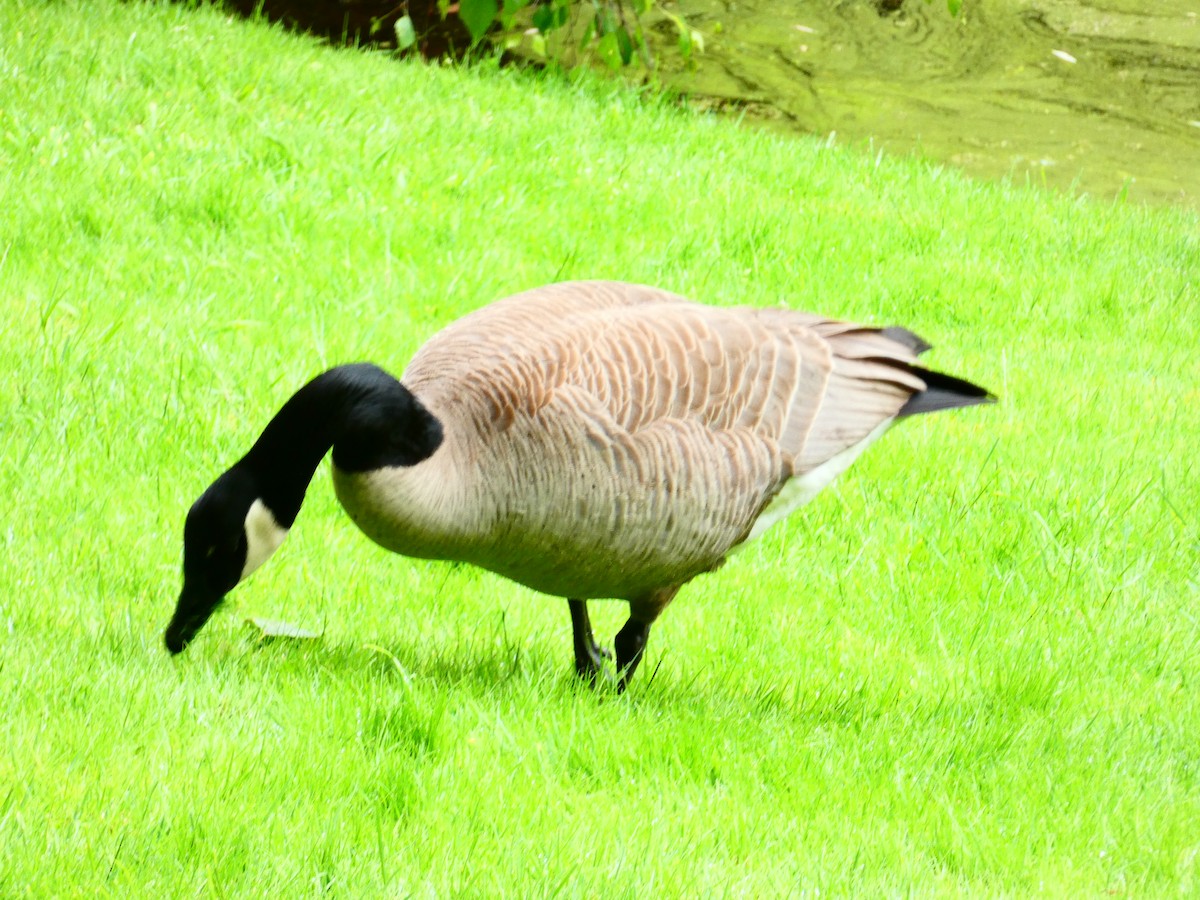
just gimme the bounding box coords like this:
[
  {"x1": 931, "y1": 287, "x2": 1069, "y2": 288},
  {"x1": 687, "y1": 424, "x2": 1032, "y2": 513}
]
[
  {"x1": 458, "y1": 412, "x2": 789, "y2": 599},
  {"x1": 332, "y1": 461, "x2": 476, "y2": 563}
]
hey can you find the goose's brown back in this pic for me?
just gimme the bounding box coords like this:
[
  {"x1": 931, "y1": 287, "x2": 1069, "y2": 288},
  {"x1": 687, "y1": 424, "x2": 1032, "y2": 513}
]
[{"x1": 334, "y1": 281, "x2": 964, "y2": 601}]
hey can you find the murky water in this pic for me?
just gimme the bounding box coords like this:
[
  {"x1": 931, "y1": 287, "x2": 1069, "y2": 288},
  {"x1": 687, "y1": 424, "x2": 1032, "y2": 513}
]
[{"x1": 654, "y1": 0, "x2": 1200, "y2": 208}]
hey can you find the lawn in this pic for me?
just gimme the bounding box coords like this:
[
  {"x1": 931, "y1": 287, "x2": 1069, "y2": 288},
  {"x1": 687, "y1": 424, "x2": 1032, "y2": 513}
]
[{"x1": 1, "y1": 0, "x2": 1198, "y2": 894}]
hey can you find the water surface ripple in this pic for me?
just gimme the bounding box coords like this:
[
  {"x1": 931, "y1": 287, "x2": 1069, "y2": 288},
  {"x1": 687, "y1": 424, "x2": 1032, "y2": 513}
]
[{"x1": 662, "y1": 0, "x2": 1200, "y2": 208}]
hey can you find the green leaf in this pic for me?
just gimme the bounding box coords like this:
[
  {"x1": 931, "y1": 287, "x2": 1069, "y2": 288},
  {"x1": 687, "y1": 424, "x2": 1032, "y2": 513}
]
[
  {"x1": 578, "y1": 15, "x2": 596, "y2": 51},
  {"x1": 677, "y1": 29, "x2": 692, "y2": 58},
  {"x1": 947, "y1": 0, "x2": 963, "y2": 13},
  {"x1": 394, "y1": 14, "x2": 417, "y2": 50},
  {"x1": 458, "y1": 0, "x2": 498, "y2": 43},
  {"x1": 615, "y1": 24, "x2": 634, "y2": 65},
  {"x1": 498, "y1": 0, "x2": 528, "y2": 29},
  {"x1": 595, "y1": 31, "x2": 621, "y2": 70},
  {"x1": 532, "y1": 2, "x2": 567, "y2": 32}
]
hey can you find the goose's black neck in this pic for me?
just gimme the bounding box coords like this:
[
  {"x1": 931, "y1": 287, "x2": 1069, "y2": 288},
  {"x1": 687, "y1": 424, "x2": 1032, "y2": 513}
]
[{"x1": 235, "y1": 363, "x2": 443, "y2": 527}]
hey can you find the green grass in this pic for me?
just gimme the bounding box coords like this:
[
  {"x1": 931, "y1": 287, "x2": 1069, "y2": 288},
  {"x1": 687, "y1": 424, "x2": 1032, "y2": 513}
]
[{"x1": 2, "y1": 0, "x2": 1199, "y2": 894}]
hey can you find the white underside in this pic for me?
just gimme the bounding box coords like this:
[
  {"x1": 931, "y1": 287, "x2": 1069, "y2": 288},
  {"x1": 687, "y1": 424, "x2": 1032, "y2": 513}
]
[
  {"x1": 240, "y1": 498, "x2": 289, "y2": 582},
  {"x1": 738, "y1": 417, "x2": 895, "y2": 548}
]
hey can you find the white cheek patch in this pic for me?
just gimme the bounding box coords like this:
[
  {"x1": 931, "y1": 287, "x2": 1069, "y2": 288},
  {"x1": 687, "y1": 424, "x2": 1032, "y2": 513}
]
[
  {"x1": 240, "y1": 498, "x2": 289, "y2": 583},
  {"x1": 739, "y1": 417, "x2": 895, "y2": 548}
]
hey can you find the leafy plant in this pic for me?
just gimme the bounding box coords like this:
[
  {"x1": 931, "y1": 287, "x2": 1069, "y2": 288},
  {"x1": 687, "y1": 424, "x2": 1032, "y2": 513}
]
[{"x1": 395, "y1": 0, "x2": 703, "y2": 71}]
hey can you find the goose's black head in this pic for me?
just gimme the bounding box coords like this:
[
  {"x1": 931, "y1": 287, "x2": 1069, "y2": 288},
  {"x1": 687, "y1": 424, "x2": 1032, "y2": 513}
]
[
  {"x1": 165, "y1": 467, "x2": 287, "y2": 654},
  {"x1": 163, "y1": 363, "x2": 440, "y2": 656}
]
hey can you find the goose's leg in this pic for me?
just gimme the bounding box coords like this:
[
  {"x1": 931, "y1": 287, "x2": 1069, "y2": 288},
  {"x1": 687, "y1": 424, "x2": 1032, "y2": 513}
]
[
  {"x1": 569, "y1": 599, "x2": 611, "y2": 681},
  {"x1": 615, "y1": 586, "x2": 681, "y2": 692},
  {"x1": 614, "y1": 618, "x2": 651, "y2": 690}
]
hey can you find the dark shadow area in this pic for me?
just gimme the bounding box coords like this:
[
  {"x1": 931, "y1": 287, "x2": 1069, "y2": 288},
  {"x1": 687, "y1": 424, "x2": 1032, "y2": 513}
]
[
  {"x1": 205, "y1": 0, "x2": 474, "y2": 57},
  {"x1": 230, "y1": 626, "x2": 843, "y2": 718},
  {"x1": 236, "y1": 624, "x2": 554, "y2": 693}
]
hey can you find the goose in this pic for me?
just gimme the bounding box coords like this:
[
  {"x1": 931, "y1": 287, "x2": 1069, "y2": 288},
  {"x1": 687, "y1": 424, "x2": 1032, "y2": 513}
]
[{"x1": 164, "y1": 280, "x2": 993, "y2": 688}]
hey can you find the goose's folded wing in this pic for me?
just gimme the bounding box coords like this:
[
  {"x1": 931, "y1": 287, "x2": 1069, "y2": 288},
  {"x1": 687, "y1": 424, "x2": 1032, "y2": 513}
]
[
  {"x1": 406, "y1": 281, "x2": 963, "y2": 476},
  {"x1": 565, "y1": 303, "x2": 927, "y2": 475}
]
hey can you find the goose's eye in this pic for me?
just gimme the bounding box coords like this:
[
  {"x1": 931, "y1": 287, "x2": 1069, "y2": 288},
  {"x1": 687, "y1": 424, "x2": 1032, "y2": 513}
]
[{"x1": 204, "y1": 538, "x2": 240, "y2": 560}]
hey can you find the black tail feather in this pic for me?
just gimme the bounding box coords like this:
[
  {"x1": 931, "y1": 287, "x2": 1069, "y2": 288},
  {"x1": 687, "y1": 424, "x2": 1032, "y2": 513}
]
[
  {"x1": 899, "y1": 368, "x2": 996, "y2": 417},
  {"x1": 880, "y1": 326, "x2": 933, "y2": 356}
]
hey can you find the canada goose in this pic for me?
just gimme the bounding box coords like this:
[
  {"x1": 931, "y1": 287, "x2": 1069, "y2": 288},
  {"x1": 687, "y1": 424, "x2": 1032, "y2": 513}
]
[{"x1": 164, "y1": 280, "x2": 993, "y2": 688}]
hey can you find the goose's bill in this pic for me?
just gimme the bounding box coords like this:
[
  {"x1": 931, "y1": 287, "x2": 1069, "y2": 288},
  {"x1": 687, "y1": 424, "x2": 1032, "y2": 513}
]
[{"x1": 164, "y1": 583, "x2": 223, "y2": 654}]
